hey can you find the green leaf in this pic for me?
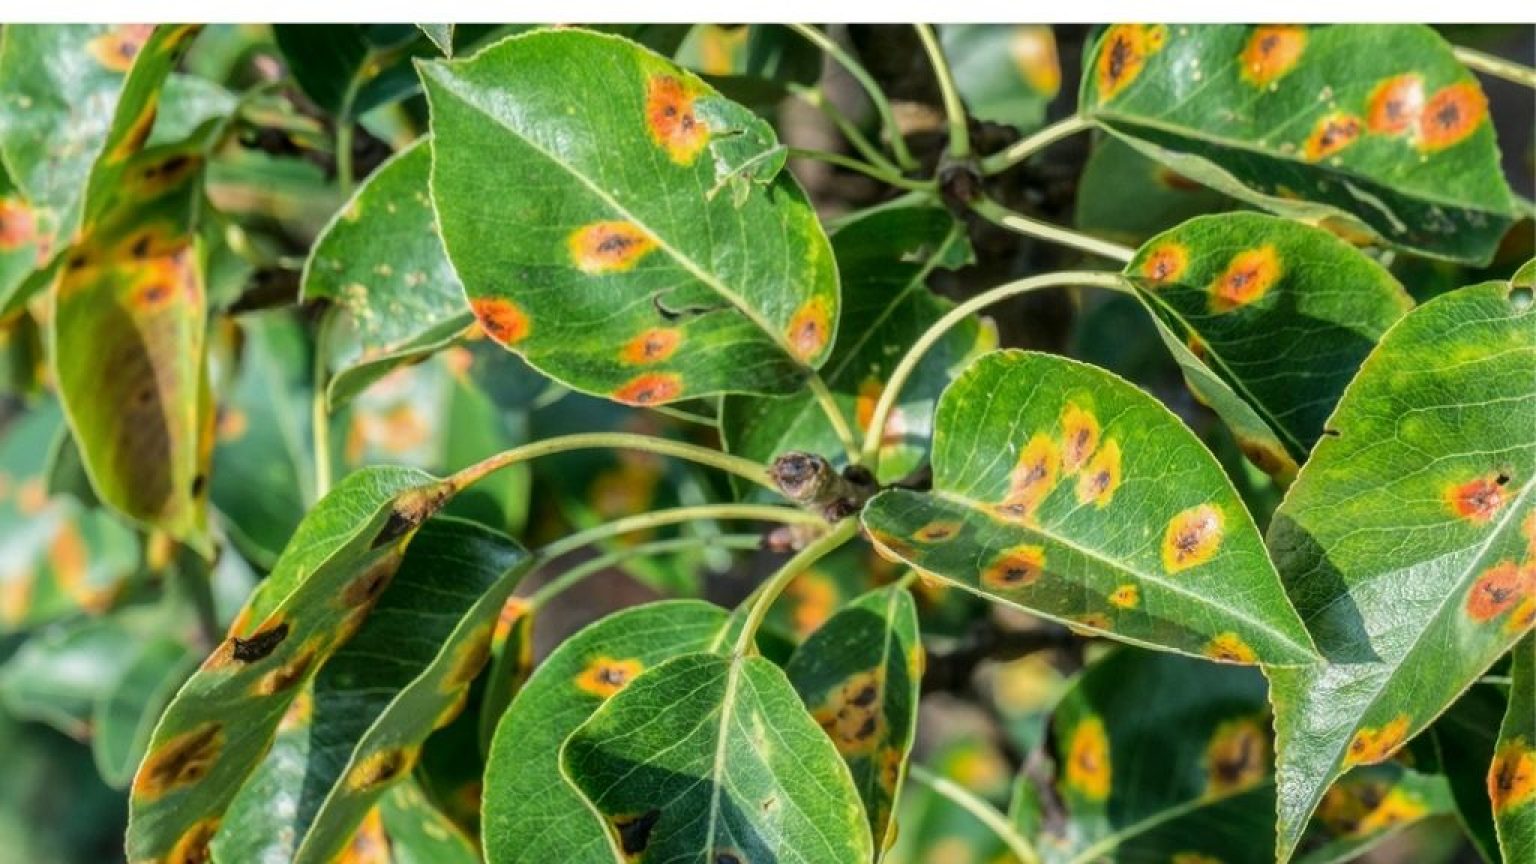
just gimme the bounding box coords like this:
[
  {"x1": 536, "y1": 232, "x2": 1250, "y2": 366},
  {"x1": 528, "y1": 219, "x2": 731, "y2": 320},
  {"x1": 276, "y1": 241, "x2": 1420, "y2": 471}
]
[
  {"x1": 1075, "y1": 135, "x2": 1234, "y2": 247},
  {"x1": 0, "y1": 162, "x2": 43, "y2": 309},
  {"x1": 562, "y1": 650, "x2": 874, "y2": 863},
  {"x1": 92, "y1": 636, "x2": 196, "y2": 788},
  {"x1": 861, "y1": 349, "x2": 1316, "y2": 666},
  {"x1": 482, "y1": 600, "x2": 731, "y2": 864},
  {"x1": 421, "y1": 28, "x2": 840, "y2": 405},
  {"x1": 377, "y1": 780, "x2": 481, "y2": 863},
  {"x1": 0, "y1": 608, "x2": 160, "y2": 737},
  {"x1": 1265, "y1": 273, "x2": 1536, "y2": 861},
  {"x1": 1081, "y1": 24, "x2": 1518, "y2": 263},
  {"x1": 722, "y1": 206, "x2": 989, "y2": 486},
  {"x1": 940, "y1": 25, "x2": 1060, "y2": 131},
  {"x1": 418, "y1": 24, "x2": 455, "y2": 56},
  {"x1": 1493, "y1": 634, "x2": 1535, "y2": 863},
  {"x1": 214, "y1": 517, "x2": 531, "y2": 864},
  {"x1": 302, "y1": 138, "x2": 474, "y2": 409},
  {"x1": 1013, "y1": 647, "x2": 1275, "y2": 863},
  {"x1": 125, "y1": 464, "x2": 456, "y2": 863},
  {"x1": 785, "y1": 584, "x2": 922, "y2": 852},
  {"x1": 887, "y1": 738, "x2": 1015, "y2": 863},
  {"x1": 1429, "y1": 682, "x2": 1504, "y2": 861},
  {"x1": 674, "y1": 25, "x2": 821, "y2": 108},
  {"x1": 1124, "y1": 212, "x2": 1413, "y2": 477},
  {"x1": 1293, "y1": 763, "x2": 1456, "y2": 864},
  {"x1": 272, "y1": 25, "x2": 426, "y2": 120},
  {"x1": 478, "y1": 597, "x2": 534, "y2": 753}
]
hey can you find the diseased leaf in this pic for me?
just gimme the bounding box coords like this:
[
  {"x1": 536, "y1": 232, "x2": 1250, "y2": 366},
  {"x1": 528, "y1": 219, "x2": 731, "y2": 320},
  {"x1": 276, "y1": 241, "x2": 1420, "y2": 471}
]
[
  {"x1": 722, "y1": 206, "x2": 989, "y2": 486},
  {"x1": 0, "y1": 162, "x2": 43, "y2": 308},
  {"x1": 862, "y1": 349, "x2": 1316, "y2": 666},
  {"x1": 125, "y1": 465, "x2": 456, "y2": 864},
  {"x1": 940, "y1": 25, "x2": 1060, "y2": 131},
  {"x1": 377, "y1": 780, "x2": 481, "y2": 863},
  {"x1": 785, "y1": 584, "x2": 922, "y2": 852},
  {"x1": 1082, "y1": 24, "x2": 1518, "y2": 263},
  {"x1": 1075, "y1": 135, "x2": 1234, "y2": 247},
  {"x1": 422, "y1": 28, "x2": 840, "y2": 406},
  {"x1": 92, "y1": 636, "x2": 196, "y2": 788},
  {"x1": 1266, "y1": 274, "x2": 1536, "y2": 860},
  {"x1": 213, "y1": 517, "x2": 531, "y2": 864},
  {"x1": 482, "y1": 600, "x2": 731, "y2": 864},
  {"x1": 301, "y1": 138, "x2": 474, "y2": 409},
  {"x1": 562, "y1": 650, "x2": 874, "y2": 864},
  {"x1": 478, "y1": 596, "x2": 534, "y2": 752},
  {"x1": 1293, "y1": 763, "x2": 1457, "y2": 864},
  {"x1": 1492, "y1": 634, "x2": 1535, "y2": 863},
  {"x1": 1125, "y1": 212, "x2": 1413, "y2": 477}
]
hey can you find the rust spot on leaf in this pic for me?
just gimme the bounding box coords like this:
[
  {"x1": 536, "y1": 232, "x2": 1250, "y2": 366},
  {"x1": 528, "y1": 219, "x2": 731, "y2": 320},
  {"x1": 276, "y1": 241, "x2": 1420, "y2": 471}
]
[
  {"x1": 1010, "y1": 26, "x2": 1060, "y2": 94},
  {"x1": 1345, "y1": 714, "x2": 1411, "y2": 767},
  {"x1": 1367, "y1": 75, "x2": 1425, "y2": 135},
  {"x1": 1205, "y1": 717, "x2": 1270, "y2": 793},
  {"x1": 997, "y1": 433, "x2": 1061, "y2": 522},
  {"x1": 612, "y1": 372, "x2": 683, "y2": 405},
  {"x1": 1489, "y1": 739, "x2": 1536, "y2": 813},
  {"x1": 1065, "y1": 716, "x2": 1111, "y2": 800},
  {"x1": 1172, "y1": 854, "x2": 1223, "y2": 864},
  {"x1": 620, "y1": 327, "x2": 683, "y2": 364},
  {"x1": 612, "y1": 808, "x2": 662, "y2": 858},
  {"x1": 1163, "y1": 505, "x2": 1224, "y2": 573},
  {"x1": 786, "y1": 296, "x2": 831, "y2": 362},
  {"x1": 1419, "y1": 82, "x2": 1486, "y2": 152},
  {"x1": 568, "y1": 221, "x2": 655, "y2": 274},
  {"x1": 346, "y1": 745, "x2": 420, "y2": 791},
  {"x1": 252, "y1": 640, "x2": 319, "y2": 696},
  {"x1": 1445, "y1": 472, "x2": 1508, "y2": 522},
  {"x1": 1060, "y1": 403, "x2": 1100, "y2": 475},
  {"x1": 0, "y1": 198, "x2": 36, "y2": 251},
  {"x1": 231, "y1": 621, "x2": 289, "y2": 663},
  {"x1": 1108, "y1": 583, "x2": 1139, "y2": 609},
  {"x1": 133, "y1": 722, "x2": 223, "y2": 800},
  {"x1": 1237, "y1": 434, "x2": 1294, "y2": 478},
  {"x1": 337, "y1": 808, "x2": 389, "y2": 864},
  {"x1": 1240, "y1": 25, "x2": 1306, "y2": 87},
  {"x1": 645, "y1": 74, "x2": 709, "y2": 165},
  {"x1": 1203, "y1": 632, "x2": 1258, "y2": 664},
  {"x1": 1466, "y1": 561, "x2": 1531, "y2": 622},
  {"x1": 914, "y1": 520, "x2": 961, "y2": 544},
  {"x1": 786, "y1": 570, "x2": 837, "y2": 638},
  {"x1": 981, "y1": 544, "x2": 1046, "y2": 591},
  {"x1": 812, "y1": 669, "x2": 884, "y2": 756},
  {"x1": 443, "y1": 626, "x2": 494, "y2": 691},
  {"x1": 470, "y1": 297, "x2": 531, "y2": 346},
  {"x1": 1141, "y1": 241, "x2": 1189, "y2": 284},
  {"x1": 1095, "y1": 25, "x2": 1154, "y2": 102},
  {"x1": 1303, "y1": 112, "x2": 1363, "y2": 162},
  {"x1": 86, "y1": 24, "x2": 153, "y2": 72},
  {"x1": 1319, "y1": 778, "x2": 1425, "y2": 837},
  {"x1": 164, "y1": 816, "x2": 219, "y2": 864},
  {"x1": 1075, "y1": 439, "x2": 1122, "y2": 509},
  {"x1": 1209, "y1": 245, "x2": 1281, "y2": 312},
  {"x1": 576, "y1": 656, "x2": 643, "y2": 698}
]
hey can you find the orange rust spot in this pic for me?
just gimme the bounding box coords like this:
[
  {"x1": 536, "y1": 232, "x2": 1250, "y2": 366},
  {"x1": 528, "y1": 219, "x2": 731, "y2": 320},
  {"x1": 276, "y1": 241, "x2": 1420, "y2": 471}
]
[
  {"x1": 165, "y1": 817, "x2": 220, "y2": 864},
  {"x1": 1489, "y1": 739, "x2": 1536, "y2": 813},
  {"x1": 914, "y1": 520, "x2": 961, "y2": 544},
  {"x1": 1419, "y1": 82, "x2": 1487, "y2": 152},
  {"x1": 1367, "y1": 75, "x2": 1425, "y2": 135},
  {"x1": 811, "y1": 669, "x2": 884, "y2": 756},
  {"x1": 620, "y1": 327, "x2": 682, "y2": 364},
  {"x1": 1203, "y1": 632, "x2": 1258, "y2": 664},
  {"x1": 1010, "y1": 26, "x2": 1060, "y2": 94},
  {"x1": 1345, "y1": 714, "x2": 1411, "y2": 767},
  {"x1": 86, "y1": 24, "x2": 154, "y2": 72},
  {"x1": 1319, "y1": 780, "x2": 1425, "y2": 838},
  {"x1": 1069, "y1": 612, "x2": 1113, "y2": 635},
  {"x1": 1060, "y1": 403, "x2": 1100, "y2": 475},
  {"x1": 1209, "y1": 245, "x2": 1281, "y2": 312},
  {"x1": 612, "y1": 372, "x2": 683, "y2": 406},
  {"x1": 1240, "y1": 25, "x2": 1306, "y2": 88},
  {"x1": 279, "y1": 689, "x2": 313, "y2": 731},
  {"x1": 1466, "y1": 561, "x2": 1530, "y2": 622},
  {"x1": 470, "y1": 297, "x2": 530, "y2": 346},
  {"x1": 1108, "y1": 583, "x2": 1139, "y2": 609},
  {"x1": 1509, "y1": 579, "x2": 1536, "y2": 634},
  {"x1": 133, "y1": 722, "x2": 223, "y2": 800},
  {"x1": 1141, "y1": 242, "x2": 1189, "y2": 284},
  {"x1": 645, "y1": 74, "x2": 710, "y2": 165},
  {"x1": 133, "y1": 152, "x2": 202, "y2": 198},
  {"x1": 998, "y1": 433, "x2": 1061, "y2": 522},
  {"x1": 444, "y1": 626, "x2": 494, "y2": 690},
  {"x1": 1163, "y1": 504, "x2": 1224, "y2": 573},
  {"x1": 1523, "y1": 511, "x2": 1536, "y2": 556},
  {"x1": 434, "y1": 687, "x2": 471, "y2": 731},
  {"x1": 493, "y1": 596, "x2": 530, "y2": 645},
  {"x1": 786, "y1": 296, "x2": 831, "y2": 362},
  {"x1": 1075, "y1": 439, "x2": 1122, "y2": 509},
  {"x1": 568, "y1": 221, "x2": 655, "y2": 274},
  {"x1": 337, "y1": 808, "x2": 390, "y2": 864},
  {"x1": 786, "y1": 570, "x2": 837, "y2": 638},
  {"x1": 1238, "y1": 435, "x2": 1294, "y2": 478},
  {"x1": 1445, "y1": 473, "x2": 1508, "y2": 523},
  {"x1": 346, "y1": 745, "x2": 420, "y2": 791},
  {"x1": 1065, "y1": 716, "x2": 1111, "y2": 800},
  {"x1": 1095, "y1": 25, "x2": 1152, "y2": 103},
  {"x1": 981, "y1": 544, "x2": 1047, "y2": 591},
  {"x1": 108, "y1": 101, "x2": 158, "y2": 162},
  {"x1": 868, "y1": 529, "x2": 915, "y2": 564},
  {"x1": 1156, "y1": 167, "x2": 1203, "y2": 191},
  {"x1": 1206, "y1": 717, "x2": 1270, "y2": 793},
  {"x1": 0, "y1": 198, "x2": 36, "y2": 251},
  {"x1": 1304, "y1": 112, "x2": 1363, "y2": 162},
  {"x1": 252, "y1": 641, "x2": 319, "y2": 696},
  {"x1": 576, "y1": 656, "x2": 644, "y2": 698}
]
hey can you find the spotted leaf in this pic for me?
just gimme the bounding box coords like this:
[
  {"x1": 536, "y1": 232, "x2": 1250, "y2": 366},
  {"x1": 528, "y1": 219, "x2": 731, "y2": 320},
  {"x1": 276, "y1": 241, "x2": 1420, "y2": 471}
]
[
  {"x1": 861, "y1": 349, "x2": 1315, "y2": 665},
  {"x1": 1293, "y1": 763, "x2": 1456, "y2": 864},
  {"x1": 1493, "y1": 635, "x2": 1535, "y2": 862},
  {"x1": 302, "y1": 139, "x2": 474, "y2": 409},
  {"x1": 1082, "y1": 24, "x2": 1518, "y2": 263},
  {"x1": 213, "y1": 517, "x2": 530, "y2": 864},
  {"x1": 1266, "y1": 273, "x2": 1536, "y2": 861},
  {"x1": 562, "y1": 650, "x2": 873, "y2": 864},
  {"x1": 482, "y1": 600, "x2": 732, "y2": 864},
  {"x1": 722, "y1": 206, "x2": 986, "y2": 487},
  {"x1": 125, "y1": 465, "x2": 457, "y2": 863},
  {"x1": 92, "y1": 635, "x2": 196, "y2": 789},
  {"x1": 421, "y1": 28, "x2": 839, "y2": 406},
  {"x1": 0, "y1": 164, "x2": 43, "y2": 309},
  {"x1": 785, "y1": 584, "x2": 922, "y2": 853},
  {"x1": 1126, "y1": 213, "x2": 1413, "y2": 478}
]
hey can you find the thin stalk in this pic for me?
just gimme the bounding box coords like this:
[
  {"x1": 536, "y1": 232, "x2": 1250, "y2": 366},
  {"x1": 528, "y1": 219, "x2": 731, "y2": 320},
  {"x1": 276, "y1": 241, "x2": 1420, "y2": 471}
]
[
  {"x1": 824, "y1": 189, "x2": 937, "y2": 232},
  {"x1": 806, "y1": 373, "x2": 860, "y2": 463},
  {"x1": 1454, "y1": 45, "x2": 1536, "y2": 89},
  {"x1": 790, "y1": 84, "x2": 903, "y2": 177},
  {"x1": 981, "y1": 113, "x2": 1091, "y2": 175},
  {"x1": 537, "y1": 504, "x2": 821, "y2": 562},
  {"x1": 310, "y1": 320, "x2": 332, "y2": 499},
  {"x1": 915, "y1": 24, "x2": 969, "y2": 159},
  {"x1": 861, "y1": 270, "x2": 1131, "y2": 464},
  {"x1": 734, "y1": 518, "x2": 859, "y2": 655},
  {"x1": 335, "y1": 122, "x2": 355, "y2": 197},
  {"x1": 449, "y1": 433, "x2": 780, "y2": 496},
  {"x1": 788, "y1": 24, "x2": 918, "y2": 171},
  {"x1": 971, "y1": 196, "x2": 1135, "y2": 264},
  {"x1": 528, "y1": 534, "x2": 762, "y2": 608},
  {"x1": 171, "y1": 553, "x2": 222, "y2": 652},
  {"x1": 907, "y1": 765, "x2": 1040, "y2": 864},
  {"x1": 789, "y1": 147, "x2": 935, "y2": 192}
]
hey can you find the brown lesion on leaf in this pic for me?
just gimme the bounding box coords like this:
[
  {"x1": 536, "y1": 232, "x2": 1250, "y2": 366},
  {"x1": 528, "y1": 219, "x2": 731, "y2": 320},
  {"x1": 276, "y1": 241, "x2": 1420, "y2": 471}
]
[
  {"x1": 1488, "y1": 738, "x2": 1536, "y2": 813},
  {"x1": 86, "y1": 24, "x2": 154, "y2": 72},
  {"x1": 133, "y1": 721, "x2": 224, "y2": 800},
  {"x1": 1319, "y1": 779, "x2": 1427, "y2": 837},
  {"x1": 1064, "y1": 715, "x2": 1111, "y2": 800},
  {"x1": 981, "y1": 544, "x2": 1047, "y2": 592},
  {"x1": 913, "y1": 520, "x2": 961, "y2": 544},
  {"x1": 346, "y1": 745, "x2": 421, "y2": 791},
  {"x1": 785, "y1": 296, "x2": 831, "y2": 363},
  {"x1": 1162, "y1": 504, "x2": 1224, "y2": 573},
  {"x1": 644, "y1": 74, "x2": 710, "y2": 165},
  {"x1": 1075, "y1": 439, "x2": 1122, "y2": 509},
  {"x1": 251, "y1": 639, "x2": 320, "y2": 696},
  {"x1": 1239, "y1": 25, "x2": 1306, "y2": 88},
  {"x1": 1095, "y1": 25, "x2": 1160, "y2": 103},
  {"x1": 1366, "y1": 74, "x2": 1425, "y2": 135},
  {"x1": 1202, "y1": 632, "x2": 1257, "y2": 664},
  {"x1": 133, "y1": 151, "x2": 203, "y2": 200},
  {"x1": 1108, "y1": 583, "x2": 1139, "y2": 609},
  {"x1": 1140, "y1": 241, "x2": 1189, "y2": 285},
  {"x1": 620, "y1": 327, "x2": 683, "y2": 365},
  {"x1": 610, "y1": 808, "x2": 662, "y2": 859},
  {"x1": 0, "y1": 197, "x2": 37, "y2": 251},
  {"x1": 1444, "y1": 472, "x2": 1509, "y2": 523},
  {"x1": 1303, "y1": 113, "x2": 1363, "y2": 163},
  {"x1": 1171, "y1": 854, "x2": 1223, "y2": 864},
  {"x1": 811, "y1": 668, "x2": 885, "y2": 756},
  {"x1": 163, "y1": 816, "x2": 220, "y2": 864},
  {"x1": 1418, "y1": 82, "x2": 1487, "y2": 152},
  {"x1": 1344, "y1": 713, "x2": 1412, "y2": 767},
  {"x1": 995, "y1": 433, "x2": 1061, "y2": 524},
  {"x1": 337, "y1": 807, "x2": 389, "y2": 864},
  {"x1": 1205, "y1": 716, "x2": 1270, "y2": 793},
  {"x1": 575, "y1": 656, "x2": 644, "y2": 699},
  {"x1": 1060, "y1": 403, "x2": 1101, "y2": 475},
  {"x1": 1465, "y1": 561, "x2": 1531, "y2": 622},
  {"x1": 107, "y1": 100, "x2": 160, "y2": 163},
  {"x1": 567, "y1": 220, "x2": 656, "y2": 274},
  {"x1": 612, "y1": 372, "x2": 684, "y2": 406},
  {"x1": 1236, "y1": 435, "x2": 1296, "y2": 479},
  {"x1": 1209, "y1": 245, "x2": 1281, "y2": 312},
  {"x1": 470, "y1": 297, "x2": 531, "y2": 346},
  {"x1": 442, "y1": 625, "x2": 494, "y2": 691},
  {"x1": 231, "y1": 620, "x2": 290, "y2": 663}
]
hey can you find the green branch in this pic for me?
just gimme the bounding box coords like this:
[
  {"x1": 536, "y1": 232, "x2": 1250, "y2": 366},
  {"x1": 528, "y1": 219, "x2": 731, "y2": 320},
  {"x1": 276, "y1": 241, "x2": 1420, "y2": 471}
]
[
  {"x1": 1454, "y1": 45, "x2": 1536, "y2": 89},
  {"x1": 981, "y1": 113, "x2": 1091, "y2": 175},
  {"x1": 789, "y1": 147, "x2": 936, "y2": 192},
  {"x1": 449, "y1": 432, "x2": 779, "y2": 496},
  {"x1": 788, "y1": 24, "x2": 919, "y2": 171},
  {"x1": 907, "y1": 765, "x2": 1040, "y2": 864},
  {"x1": 915, "y1": 24, "x2": 969, "y2": 160},
  {"x1": 970, "y1": 196, "x2": 1135, "y2": 264},
  {"x1": 527, "y1": 534, "x2": 763, "y2": 608},
  {"x1": 734, "y1": 518, "x2": 859, "y2": 655},
  {"x1": 536, "y1": 504, "x2": 818, "y2": 563}
]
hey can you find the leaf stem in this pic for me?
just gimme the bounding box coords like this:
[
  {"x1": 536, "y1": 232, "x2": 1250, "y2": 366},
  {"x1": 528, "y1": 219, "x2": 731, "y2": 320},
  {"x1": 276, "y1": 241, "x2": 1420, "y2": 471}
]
[
  {"x1": 788, "y1": 24, "x2": 919, "y2": 171},
  {"x1": 789, "y1": 147, "x2": 935, "y2": 192},
  {"x1": 907, "y1": 765, "x2": 1040, "y2": 864},
  {"x1": 980, "y1": 113, "x2": 1091, "y2": 175},
  {"x1": 789, "y1": 84, "x2": 904, "y2": 177},
  {"x1": 537, "y1": 505, "x2": 820, "y2": 563},
  {"x1": 970, "y1": 196, "x2": 1135, "y2": 264},
  {"x1": 734, "y1": 518, "x2": 859, "y2": 656},
  {"x1": 1453, "y1": 45, "x2": 1536, "y2": 89},
  {"x1": 527, "y1": 534, "x2": 762, "y2": 608},
  {"x1": 448, "y1": 432, "x2": 780, "y2": 496},
  {"x1": 310, "y1": 320, "x2": 333, "y2": 499},
  {"x1": 170, "y1": 550, "x2": 222, "y2": 652},
  {"x1": 806, "y1": 372, "x2": 861, "y2": 463},
  {"x1": 914, "y1": 24, "x2": 969, "y2": 160},
  {"x1": 860, "y1": 269, "x2": 1131, "y2": 465}
]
